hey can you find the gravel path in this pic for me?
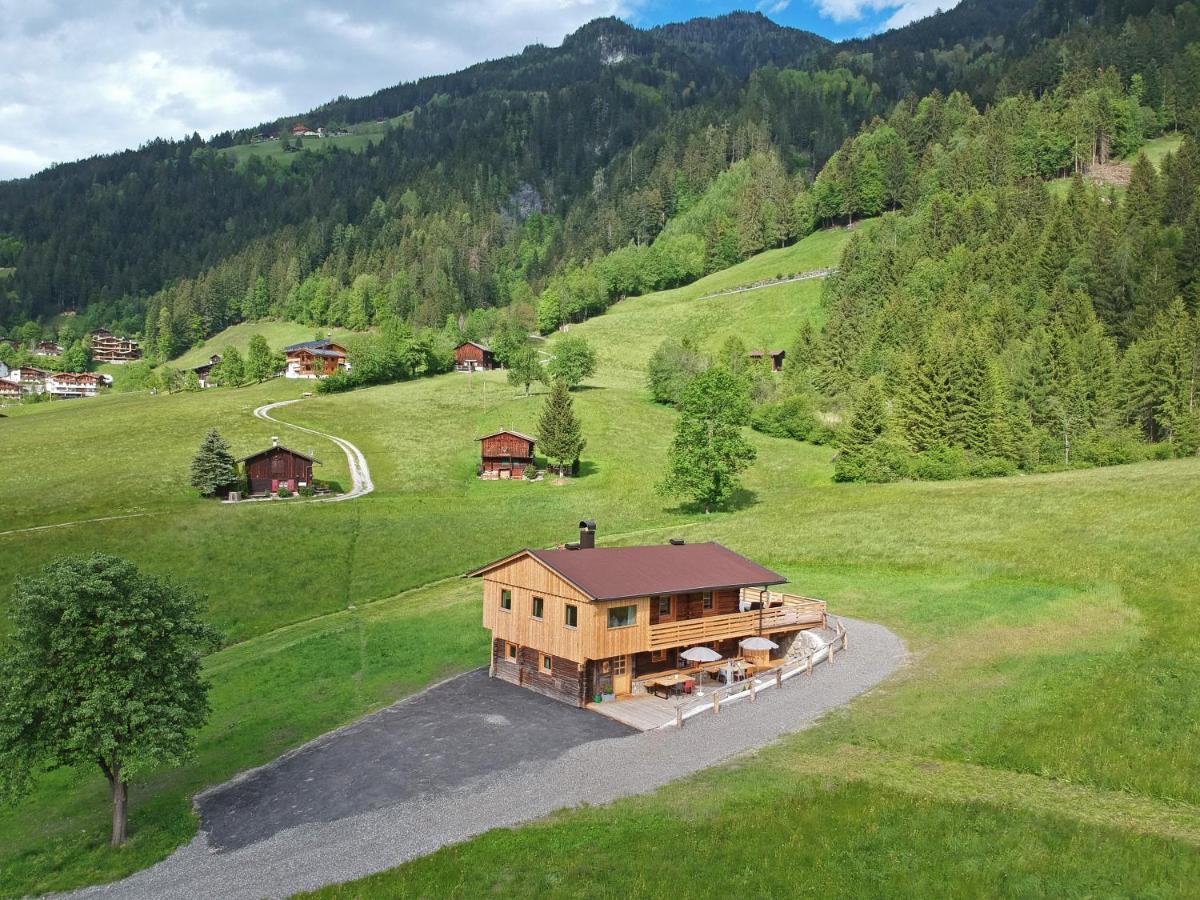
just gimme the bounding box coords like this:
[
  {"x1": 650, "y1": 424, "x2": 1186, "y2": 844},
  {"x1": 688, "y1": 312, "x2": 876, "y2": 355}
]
[
  {"x1": 68, "y1": 618, "x2": 904, "y2": 900},
  {"x1": 253, "y1": 400, "x2": 374, "y2": 502}
]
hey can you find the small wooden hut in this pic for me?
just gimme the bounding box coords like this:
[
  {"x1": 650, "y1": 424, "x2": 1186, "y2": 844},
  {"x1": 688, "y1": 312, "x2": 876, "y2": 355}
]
[
  {"x1": 240, "y1": 440, "x2": 320, "y2": 494},
  {"x1": 455, "y1": 341, "x2": 496, "y2": 371},
  {"x1": 477, "y1": 429, "x2": 535, "y2": 479}
]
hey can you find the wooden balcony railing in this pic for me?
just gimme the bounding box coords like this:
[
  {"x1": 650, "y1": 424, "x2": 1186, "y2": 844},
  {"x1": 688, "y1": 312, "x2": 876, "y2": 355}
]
[{"x1": 647, "y1": 592, "x2": 826, "y2": 652}]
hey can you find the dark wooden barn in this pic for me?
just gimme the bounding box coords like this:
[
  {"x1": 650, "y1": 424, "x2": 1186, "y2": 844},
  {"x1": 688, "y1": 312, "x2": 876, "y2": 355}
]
[
  {"x1": 748, "y1": 349, "x2": 786, "y2": 372},
  {"x1": 240, "y1": 442, "x2": 320, "y2": 494},
  {"x1": 477, "y1": 429, "x2": 535, "y2": 479},
  {"x1": 456, "y1": 341, "x2": 496, "y2": 371}
]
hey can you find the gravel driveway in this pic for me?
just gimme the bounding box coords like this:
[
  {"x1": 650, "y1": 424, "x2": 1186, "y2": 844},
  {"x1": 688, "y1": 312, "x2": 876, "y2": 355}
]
[{"x1": 70, "y1": 617, "x2": 905, "y2": 900}]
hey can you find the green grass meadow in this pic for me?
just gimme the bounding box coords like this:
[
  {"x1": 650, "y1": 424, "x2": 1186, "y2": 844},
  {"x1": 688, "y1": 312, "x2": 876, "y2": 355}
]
[{"x1": 2, "y1": 226, "x2": 1199, "y2": 896}]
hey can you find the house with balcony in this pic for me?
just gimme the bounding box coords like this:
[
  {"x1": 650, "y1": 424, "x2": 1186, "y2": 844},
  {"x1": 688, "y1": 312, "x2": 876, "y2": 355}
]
[{"x1": 468, "y1": 521, "x2": 826, "y2": 708}]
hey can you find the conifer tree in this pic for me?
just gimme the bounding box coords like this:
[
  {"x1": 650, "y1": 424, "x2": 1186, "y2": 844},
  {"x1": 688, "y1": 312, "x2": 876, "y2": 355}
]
[
  {"x1": 536, "y1": 378, "x2": 586, "y2": 477},
  {"x1": 189, "y1": 428, "x2": 238, "y2": 496},
  {"x1": 658, "y1": 368, "x2": 755, "y2": 512},
  {"x1": 1125, "y1": 153, "x2": 1163, "y2": 229}
]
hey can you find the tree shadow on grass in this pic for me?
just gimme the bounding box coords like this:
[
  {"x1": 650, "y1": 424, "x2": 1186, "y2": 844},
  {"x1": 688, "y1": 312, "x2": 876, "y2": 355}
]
[{"x1": 665, "y1": 487, "x2": 760, "y2": 516}]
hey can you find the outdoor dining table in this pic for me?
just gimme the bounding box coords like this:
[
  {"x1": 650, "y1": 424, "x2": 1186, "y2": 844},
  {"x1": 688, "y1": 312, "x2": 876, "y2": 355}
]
[{"x1": 646, "y1": 673, "x2": 693, "y2": 698}]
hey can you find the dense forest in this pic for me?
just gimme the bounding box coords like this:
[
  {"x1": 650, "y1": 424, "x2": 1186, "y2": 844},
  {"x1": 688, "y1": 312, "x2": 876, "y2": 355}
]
[
  {"x1": 0, "y1": 0, "x2": 1115, "y2": 340},
  {"x1": 0, "y1": 0, "x2": 1198, "y2": 475}
]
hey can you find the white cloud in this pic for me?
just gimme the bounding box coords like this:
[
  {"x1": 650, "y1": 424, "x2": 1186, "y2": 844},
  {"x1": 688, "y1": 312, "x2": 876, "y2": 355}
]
[
  {"x1": 0, "y1": 0, "x2": 639, "y2": 180},
  {"x1": 811, "y1": 0, "x2": 955, "y2": 28}
]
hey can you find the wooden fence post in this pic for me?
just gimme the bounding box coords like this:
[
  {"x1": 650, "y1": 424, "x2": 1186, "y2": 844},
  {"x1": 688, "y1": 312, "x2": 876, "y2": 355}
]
[
  {"x1": 750, "y1": 680, "x2": 757, "y2": 702},
  {"x1": 713, "y1": 693, "x2": 721, "y2": 715},
  {"x1": 776, "y1": 668, "x2": 783, "y2": 689},
  {"x1": 842, "y1": 629, "x2": 849, "y2": 651},
  {"x1": 807, "y1": 653, "x2": 813, "y2": 677},
  {"x1": 676, "y1": 706, "x2": 683, "y2": 729}
]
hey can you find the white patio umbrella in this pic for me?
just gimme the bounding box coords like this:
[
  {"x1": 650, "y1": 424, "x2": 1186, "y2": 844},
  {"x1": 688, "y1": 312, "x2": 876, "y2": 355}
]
[
  {"x1": 739, "y1": 636, "x2": 779, "y2": 651},
  {"x1": 680, "y1": 645, "x2": 722, "y2": 696}
]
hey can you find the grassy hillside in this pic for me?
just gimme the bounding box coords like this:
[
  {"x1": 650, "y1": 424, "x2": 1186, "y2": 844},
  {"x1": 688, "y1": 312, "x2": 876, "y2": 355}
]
[
  {"x1": 170, "y1": 321, "x2": 360, "y2": 369},
  {"x1": 3, "y1": 224, "x2": 1199, "y2": 895},
  {"x1": 216, "y1": 116, "x2": 407, "y2": 167},
  {"x1": 1046, "y1": 131, "x2": 1183, "y2": 198}
]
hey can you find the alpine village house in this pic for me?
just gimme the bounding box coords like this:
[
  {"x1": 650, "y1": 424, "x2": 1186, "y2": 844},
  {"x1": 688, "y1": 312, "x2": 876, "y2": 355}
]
[
  {"x1": 284, "y1": 339, "x2": 349, "y2": 379},
  {"x1": 470, "y1": 522, "x2": 827, "y2": 707}
]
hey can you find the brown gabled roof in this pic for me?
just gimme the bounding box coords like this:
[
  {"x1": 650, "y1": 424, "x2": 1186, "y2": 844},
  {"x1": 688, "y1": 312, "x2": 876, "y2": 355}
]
[
  {"x1": 476, "y1": 428, "x2": 536, "y2": 444},
  {"x1": 467, "y1": 542, "x2": 785, "y2": 601},
  {"x1": 457, "y1": 340, "x2": 491, "y2": 352},
  {"x1": 238, "y1": 444, "x2": 322, "y2": 465}
]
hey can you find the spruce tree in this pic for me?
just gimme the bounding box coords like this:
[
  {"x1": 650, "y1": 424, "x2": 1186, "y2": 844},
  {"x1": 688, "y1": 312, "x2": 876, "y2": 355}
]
[
  {"x1": 189, "y1": 428, "x2": 238, "y2": 497},
  {"x1": 658, "y1": 368, "x2": 756, "y2": 512},
  {"x1": 537, "y1": 378, "x2": 586, "y2": 477}
]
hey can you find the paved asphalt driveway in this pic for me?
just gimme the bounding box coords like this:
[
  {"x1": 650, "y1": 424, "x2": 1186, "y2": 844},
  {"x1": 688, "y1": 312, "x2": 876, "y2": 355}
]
[{"x1": 199, "y1": 668, "x2": 632, "y2": 851}]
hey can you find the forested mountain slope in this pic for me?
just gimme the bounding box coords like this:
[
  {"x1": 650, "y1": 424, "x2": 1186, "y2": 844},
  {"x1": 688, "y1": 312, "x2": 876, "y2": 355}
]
[{"x1": 0, "y1": 0, "x2": 1197, "y2": 404}]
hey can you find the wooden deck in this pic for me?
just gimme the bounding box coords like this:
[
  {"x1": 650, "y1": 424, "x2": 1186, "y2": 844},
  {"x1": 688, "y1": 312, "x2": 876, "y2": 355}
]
[
  {"x1": 587, "y1": 696, "x2": 678, "y2": 731},
  {"x1": 646, "y1": 592, "x2": 826, "y2": 651}
]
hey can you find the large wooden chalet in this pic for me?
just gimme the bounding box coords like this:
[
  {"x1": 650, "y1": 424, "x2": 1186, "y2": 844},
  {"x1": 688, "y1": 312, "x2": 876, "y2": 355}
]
[
  {"x1": 284, "y1": 340, "x2": 349, "y2": 379},
  {"x1": 455, "y1": 340, "x2": 496, "y2": 371},
  {"x1": 91, "y1": 329, "x2": 142, "y2": 363},
  {"x1": 469, "y1": 521, "x2": 827, "y2": 707},
  {"x1": 239, "y1": 441, "x2": 320, "y2": 494},
  {"x1": 477, "y1": 428, "x2": 536, "y2": 478}
]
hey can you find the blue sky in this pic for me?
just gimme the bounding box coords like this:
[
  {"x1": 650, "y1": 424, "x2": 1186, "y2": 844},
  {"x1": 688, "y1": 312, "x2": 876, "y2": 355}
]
[
  {"x1": 0, "y1": 1, "x2": 956, "y2": 180},
  {"x1": 628, "y1": 1, "x2": 955, "y2": 39}
]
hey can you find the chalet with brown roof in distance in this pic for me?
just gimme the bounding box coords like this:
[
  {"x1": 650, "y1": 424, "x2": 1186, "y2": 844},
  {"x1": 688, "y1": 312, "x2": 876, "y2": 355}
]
[
  {"x1": 284, "y1": 340, "x2": 349, "y2": 379},
  {"x1": 192, "y1": 354, "x2": 221, "y2": 388},
  {"x1": 455, "y1": 340, "x2": 496, "y2": 371},
  {"x1": 91, "y1": 329, "x2": 142, "y2": 363},
  {"x1": 477, "y1": 428, "x2": 536, "y2": 479},
  {"x1": 9, "y1": 367, "x2": 51, "y2": 394},
  {"x1": 748, "y1": 349, "x2": 786, "y2": 372},
  {"x1": 239, "y1": 439, "x2": 321, "y2": 495},
  {"x1": 469, "y1": 521, "x2": 827, "y2": 707},
  {"x1": 47, "y1": 371, "x2": 100, "y2": 398},
  {"x1": 0, "y1": 379, "x2": 20, "y2": 400},
  {"x1": 34, "y1": 341, "x2": 62, "y2": 358}
]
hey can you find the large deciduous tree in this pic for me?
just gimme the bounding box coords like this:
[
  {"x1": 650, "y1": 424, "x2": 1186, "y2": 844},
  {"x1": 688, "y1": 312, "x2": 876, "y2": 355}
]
[
  {"x1": 506, "y1": 347, "x2": 544, "y2": 396},
  {"x1": 0, "y1": 555, "x2": 221, "y2": 847},
  {"x1": 545, "y1": 336, "x2": 597, "y2": 389},
  {"x1": 244, "y1": 334, "x2": 281, "y2": 383},
  {"x1": 658, "y1": 367, "x2": 756, "y2": 512}
]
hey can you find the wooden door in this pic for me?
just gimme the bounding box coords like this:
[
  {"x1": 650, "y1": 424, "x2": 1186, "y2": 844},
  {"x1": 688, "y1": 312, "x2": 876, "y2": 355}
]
[{"x1": 613, "y1": 655, "x2": 631, "y2": 696}]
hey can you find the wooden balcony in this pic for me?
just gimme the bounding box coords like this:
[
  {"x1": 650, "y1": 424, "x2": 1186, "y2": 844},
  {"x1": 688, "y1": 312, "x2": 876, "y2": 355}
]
[{"x1": 646, "y1": 591, "x2": 826, "y2": 652}]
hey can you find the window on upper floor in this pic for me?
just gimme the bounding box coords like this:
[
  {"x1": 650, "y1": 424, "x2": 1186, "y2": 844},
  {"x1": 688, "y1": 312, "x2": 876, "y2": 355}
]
[
  {"x1": 500, "y1": 589, "x2": 512, "y2": 611},
  {"x1": 702, "y1": 591, "x2": 714, "y2": 610},
  {"x1": 607, "y1": 605, "x2": 636, "y2": 629},
  {"x1": 532, "y1": 596, "x2": 544, "y2": 619},
  {"x1": 656, "y1": 596, "x2": 671, "y2": 616},
  {"x1": 565, "y1": 604, "x2": 578, "y2": 628}
]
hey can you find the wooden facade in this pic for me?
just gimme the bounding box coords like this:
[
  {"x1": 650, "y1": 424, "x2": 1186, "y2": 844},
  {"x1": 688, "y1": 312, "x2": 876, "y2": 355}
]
[
  {"x1": 91, "y1": 329, "x2": 142, "y2": 363},
  {"x1": 473, "y1": 536, "x2": 825, "y2": 707},
  {"x1": 748, "y1": 349, "x2": 786, "y2": 372},
  {"x1": 284, "y1": 340, "x2": 348, "y2": 379},
  {"x1": 455, "y1": 341, "x2": 496, "y2": 371},
  {"x1": 477, "y1": 429, "x2": 535, "y2": 478},
  {"x1": 240, "y1": 444, "x2": 319, "y2": 494}
]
